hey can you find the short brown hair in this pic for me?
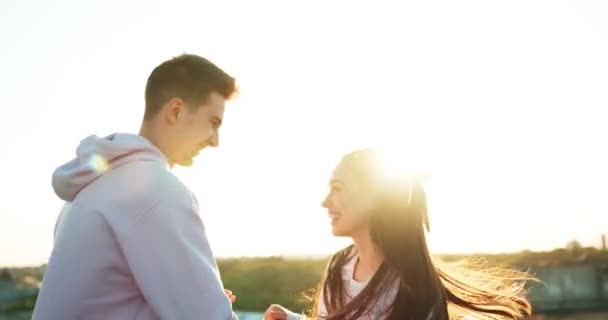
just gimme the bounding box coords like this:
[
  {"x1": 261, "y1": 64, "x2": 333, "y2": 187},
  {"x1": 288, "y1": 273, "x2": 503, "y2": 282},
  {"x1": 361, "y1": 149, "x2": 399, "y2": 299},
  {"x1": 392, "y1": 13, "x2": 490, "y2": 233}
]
[{"x1": 144, "y1": 54, "x2": 236, "y2": 120}]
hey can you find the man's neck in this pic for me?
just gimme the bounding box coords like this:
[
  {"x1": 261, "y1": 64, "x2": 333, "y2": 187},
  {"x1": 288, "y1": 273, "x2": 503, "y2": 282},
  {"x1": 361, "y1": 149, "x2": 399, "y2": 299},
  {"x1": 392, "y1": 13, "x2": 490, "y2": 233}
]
[{"x1": 139, "y1": 122, "x2": 175, "y2": 168}]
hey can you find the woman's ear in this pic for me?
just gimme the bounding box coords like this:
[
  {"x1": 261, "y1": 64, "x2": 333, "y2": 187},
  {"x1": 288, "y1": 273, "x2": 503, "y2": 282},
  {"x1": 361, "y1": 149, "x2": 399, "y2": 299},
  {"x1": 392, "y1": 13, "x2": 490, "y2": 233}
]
[{"x1": 356, "y1": 189, "x2": 377, "y2": 218}]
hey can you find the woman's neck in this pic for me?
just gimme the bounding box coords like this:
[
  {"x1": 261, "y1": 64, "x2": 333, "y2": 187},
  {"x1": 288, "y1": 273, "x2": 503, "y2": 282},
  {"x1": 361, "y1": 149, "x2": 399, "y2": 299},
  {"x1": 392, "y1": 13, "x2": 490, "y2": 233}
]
[{"x1": 351, "y1": 230, "x2": 383, "y2": 282}]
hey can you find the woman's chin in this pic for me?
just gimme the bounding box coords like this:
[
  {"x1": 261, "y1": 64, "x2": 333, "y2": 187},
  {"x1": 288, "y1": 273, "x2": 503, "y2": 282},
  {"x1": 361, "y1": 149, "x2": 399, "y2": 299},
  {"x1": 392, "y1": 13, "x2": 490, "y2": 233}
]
[{"x1": 331, "y1": 226, "x2": 350, "y2": 237}]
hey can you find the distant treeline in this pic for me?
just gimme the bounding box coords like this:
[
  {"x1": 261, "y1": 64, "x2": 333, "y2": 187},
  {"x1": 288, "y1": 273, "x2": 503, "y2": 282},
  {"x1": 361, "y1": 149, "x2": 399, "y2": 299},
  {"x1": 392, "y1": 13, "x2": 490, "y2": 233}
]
[
  {"x1": 219, "y1": 245, "x2": 608, "y2": 312},
  {"x1": 3, "y1": 245, "x2": 607, "y2": 313}
]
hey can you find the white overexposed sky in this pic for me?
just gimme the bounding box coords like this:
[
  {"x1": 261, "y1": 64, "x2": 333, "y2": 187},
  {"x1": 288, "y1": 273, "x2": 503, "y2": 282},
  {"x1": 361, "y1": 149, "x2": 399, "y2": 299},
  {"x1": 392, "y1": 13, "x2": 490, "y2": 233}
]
[{"x1": 1, "y1": 0, "x2": 607, "y2": 266}]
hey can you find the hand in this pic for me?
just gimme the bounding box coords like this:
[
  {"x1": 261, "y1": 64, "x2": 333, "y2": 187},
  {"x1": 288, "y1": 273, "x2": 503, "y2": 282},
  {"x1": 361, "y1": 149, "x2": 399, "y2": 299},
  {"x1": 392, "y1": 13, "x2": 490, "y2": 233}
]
[
  {"x1": 224, "y1": 289, "x2": 236, "y2": 303},
  {"x1": 264, "y1": 304, "x2": 288, "y2": 320}
]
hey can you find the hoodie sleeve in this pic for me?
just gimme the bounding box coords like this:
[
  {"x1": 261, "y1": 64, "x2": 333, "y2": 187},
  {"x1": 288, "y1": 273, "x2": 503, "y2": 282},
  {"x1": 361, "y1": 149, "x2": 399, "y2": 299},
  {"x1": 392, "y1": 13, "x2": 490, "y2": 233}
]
[{"x1": 120, "y1": 199, "x2": 238, "y2": 320}]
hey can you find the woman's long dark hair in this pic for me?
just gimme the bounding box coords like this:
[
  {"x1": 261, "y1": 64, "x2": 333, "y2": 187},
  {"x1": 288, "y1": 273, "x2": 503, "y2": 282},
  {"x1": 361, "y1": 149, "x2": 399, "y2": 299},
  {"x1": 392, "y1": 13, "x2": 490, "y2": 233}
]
[{"x1": 312, "y1": 149, "x2": 533, "y2": 320}]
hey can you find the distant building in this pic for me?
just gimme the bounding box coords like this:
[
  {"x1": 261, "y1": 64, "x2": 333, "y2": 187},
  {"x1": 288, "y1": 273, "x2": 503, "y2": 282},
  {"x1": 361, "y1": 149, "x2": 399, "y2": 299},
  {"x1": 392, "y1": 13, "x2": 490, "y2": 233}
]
[
  {"x1": 523, "y1": 250, "x2": 608, "y2": 314},
  {"x1": 0, "y1": 268, "x2": 14, "y2": 282}
]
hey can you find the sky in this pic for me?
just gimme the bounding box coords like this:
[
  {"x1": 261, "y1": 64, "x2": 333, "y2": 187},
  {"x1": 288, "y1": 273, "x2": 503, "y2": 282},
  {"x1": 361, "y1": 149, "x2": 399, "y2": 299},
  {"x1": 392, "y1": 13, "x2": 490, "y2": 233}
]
[{"x1": 1, "y1": 0, "x2": 607, "y2": 266}]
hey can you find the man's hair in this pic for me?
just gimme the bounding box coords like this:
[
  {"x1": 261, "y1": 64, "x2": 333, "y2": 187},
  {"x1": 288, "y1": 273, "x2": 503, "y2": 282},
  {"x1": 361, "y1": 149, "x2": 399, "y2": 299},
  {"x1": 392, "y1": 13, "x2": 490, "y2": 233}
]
[{"x1": 144, "y1": 54, "x2": 237, "y2": 120}]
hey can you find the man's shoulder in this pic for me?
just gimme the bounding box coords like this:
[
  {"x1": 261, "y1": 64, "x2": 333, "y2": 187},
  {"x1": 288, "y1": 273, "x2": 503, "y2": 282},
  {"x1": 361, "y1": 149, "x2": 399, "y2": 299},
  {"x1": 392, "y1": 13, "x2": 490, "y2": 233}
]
[
  {"x1": 82, "y1": 161, "x2": 199, "y2": 236},
  {"x1": 115, "y1": 160, "x2": 183, "y2": 184},
  {"x1": 96, "y1": 161, "x2": 194, "y2": 206}
]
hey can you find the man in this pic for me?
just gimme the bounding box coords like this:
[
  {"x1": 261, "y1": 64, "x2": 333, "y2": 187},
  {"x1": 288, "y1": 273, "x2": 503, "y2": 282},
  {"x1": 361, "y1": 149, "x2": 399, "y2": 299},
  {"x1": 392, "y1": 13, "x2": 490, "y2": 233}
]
[{"x1": 33, "y1": 54, "x2": 239, "y2": 319}]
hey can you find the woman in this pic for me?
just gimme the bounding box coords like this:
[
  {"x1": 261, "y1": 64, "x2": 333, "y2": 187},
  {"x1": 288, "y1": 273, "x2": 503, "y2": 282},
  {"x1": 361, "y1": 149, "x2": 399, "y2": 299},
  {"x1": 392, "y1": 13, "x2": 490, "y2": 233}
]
[{"x1": 265, "y1": 149, "x2": 532, "y2": 320}]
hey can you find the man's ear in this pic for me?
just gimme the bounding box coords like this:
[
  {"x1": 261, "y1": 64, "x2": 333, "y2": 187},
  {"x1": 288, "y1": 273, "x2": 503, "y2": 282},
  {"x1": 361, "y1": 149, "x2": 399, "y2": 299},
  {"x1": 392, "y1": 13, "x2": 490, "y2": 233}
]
[{"x1": 164, "y1": 98, "x2": 185, "y2": 124}]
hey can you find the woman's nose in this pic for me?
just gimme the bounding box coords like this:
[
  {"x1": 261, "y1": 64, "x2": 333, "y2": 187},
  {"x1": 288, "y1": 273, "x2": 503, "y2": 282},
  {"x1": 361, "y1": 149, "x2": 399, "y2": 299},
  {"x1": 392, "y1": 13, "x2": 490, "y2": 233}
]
[{"x1": 321, "y1": 195, "x2": 330, "y2": 208}]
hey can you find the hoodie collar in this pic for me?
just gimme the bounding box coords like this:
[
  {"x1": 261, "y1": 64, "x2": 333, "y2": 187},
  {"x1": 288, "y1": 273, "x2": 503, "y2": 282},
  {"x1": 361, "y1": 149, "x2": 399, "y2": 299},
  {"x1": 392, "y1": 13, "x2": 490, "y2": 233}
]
[{"x1": 52, "y1": 133, "x2": 167, "y2": 201}]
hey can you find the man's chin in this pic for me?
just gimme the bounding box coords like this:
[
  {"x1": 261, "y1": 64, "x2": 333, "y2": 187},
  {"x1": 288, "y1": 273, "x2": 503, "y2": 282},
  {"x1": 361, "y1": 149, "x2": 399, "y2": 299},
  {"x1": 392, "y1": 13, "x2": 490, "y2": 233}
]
[{"x1": 175, "y1": 157, "x2": 194, "y2": 167}]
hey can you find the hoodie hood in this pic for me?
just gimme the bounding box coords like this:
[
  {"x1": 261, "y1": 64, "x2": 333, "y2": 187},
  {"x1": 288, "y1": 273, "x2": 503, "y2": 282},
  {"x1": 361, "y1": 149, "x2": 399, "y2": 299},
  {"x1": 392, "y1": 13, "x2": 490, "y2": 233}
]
[{"x1": 52, "y1": 133, "x2": 167, "y2": 201}]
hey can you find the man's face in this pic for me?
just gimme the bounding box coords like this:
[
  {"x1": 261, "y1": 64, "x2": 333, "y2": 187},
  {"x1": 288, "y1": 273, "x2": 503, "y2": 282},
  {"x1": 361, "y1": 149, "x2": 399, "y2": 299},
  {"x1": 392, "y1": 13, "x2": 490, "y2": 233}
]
[{"x1": 172, "y1": 92, "x2": 225, "y2": 167}]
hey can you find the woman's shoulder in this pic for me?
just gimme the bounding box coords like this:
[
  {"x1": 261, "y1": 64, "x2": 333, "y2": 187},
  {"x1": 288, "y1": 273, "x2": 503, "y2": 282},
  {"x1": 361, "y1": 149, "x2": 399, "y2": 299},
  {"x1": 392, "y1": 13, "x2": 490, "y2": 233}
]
[{"x1": 372, "y1": 277, "x2": 401, "y2": 316}]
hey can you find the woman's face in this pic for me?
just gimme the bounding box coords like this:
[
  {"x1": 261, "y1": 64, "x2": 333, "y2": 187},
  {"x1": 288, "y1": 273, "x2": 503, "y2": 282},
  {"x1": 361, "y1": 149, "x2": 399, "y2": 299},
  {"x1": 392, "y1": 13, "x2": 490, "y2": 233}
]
[{"x1": 321, "y1": 160, "x2": 374, "y2": 237}]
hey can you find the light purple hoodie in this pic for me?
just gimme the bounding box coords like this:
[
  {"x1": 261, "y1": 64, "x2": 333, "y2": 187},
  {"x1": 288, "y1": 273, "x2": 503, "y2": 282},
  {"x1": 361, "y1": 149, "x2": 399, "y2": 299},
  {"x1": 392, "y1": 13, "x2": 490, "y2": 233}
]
[{"x1": 32, "y1": 133, "x2": 238, "y2": 320}]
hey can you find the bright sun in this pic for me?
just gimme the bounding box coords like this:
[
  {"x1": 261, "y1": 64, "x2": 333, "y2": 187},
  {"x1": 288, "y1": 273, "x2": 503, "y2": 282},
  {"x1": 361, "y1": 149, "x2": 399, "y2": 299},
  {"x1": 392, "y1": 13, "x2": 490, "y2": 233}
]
[{"x1": 371, "y1": 148, "x2": 433, "y2": 186}]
